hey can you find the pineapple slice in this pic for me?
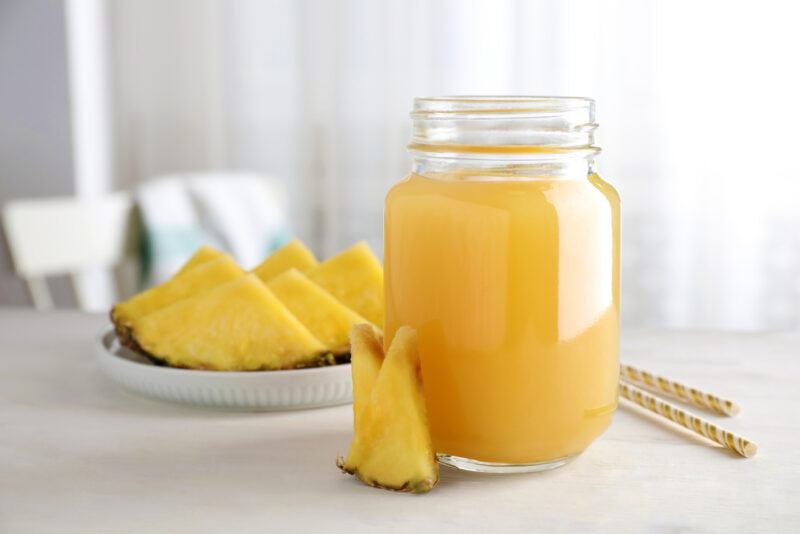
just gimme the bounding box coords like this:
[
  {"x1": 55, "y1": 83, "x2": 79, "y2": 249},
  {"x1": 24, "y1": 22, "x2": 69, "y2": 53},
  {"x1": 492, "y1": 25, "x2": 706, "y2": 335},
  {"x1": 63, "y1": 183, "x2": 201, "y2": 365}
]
[
  {"x1": 175, "y1": 245, "x2": 224, "y2": 275},
  {"x1": 267, "y1": 269, "x2": 367, "y2": 354},
  {"x1": 307, "y1": 241, "x2": 384, "y2": 328},
  {"x1": 252, "y1": 239, "x2": 318, "y2": 282},
  {"x1": 348, "y1": 324, "x2": 384, "y2": 429},
  {"x1": 338, "y1": 326, "x2": 438, "y2": 493},
  {"x1": 112, "y1": 254, "x2": 243, "y2": 330},
  {"x1": 130, "y1": 274, "x2": 326, "y2": 370}
]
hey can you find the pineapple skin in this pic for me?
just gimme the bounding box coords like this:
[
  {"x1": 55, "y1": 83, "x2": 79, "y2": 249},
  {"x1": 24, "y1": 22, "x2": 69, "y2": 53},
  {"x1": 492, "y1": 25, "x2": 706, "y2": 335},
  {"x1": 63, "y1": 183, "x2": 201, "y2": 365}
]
[
  {"x1": 338, "y1": 326, "x2": 439, "y2": 493},
  {"x1": 336, "y1": 457, "x2": 436, "y2": 494}
]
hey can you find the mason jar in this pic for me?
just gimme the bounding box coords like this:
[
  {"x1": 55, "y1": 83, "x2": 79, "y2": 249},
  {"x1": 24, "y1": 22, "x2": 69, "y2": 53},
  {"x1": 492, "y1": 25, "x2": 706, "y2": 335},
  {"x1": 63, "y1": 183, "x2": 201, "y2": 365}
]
[{"x1": 384, "y1": 96, "x2": 620, "y2": 472}]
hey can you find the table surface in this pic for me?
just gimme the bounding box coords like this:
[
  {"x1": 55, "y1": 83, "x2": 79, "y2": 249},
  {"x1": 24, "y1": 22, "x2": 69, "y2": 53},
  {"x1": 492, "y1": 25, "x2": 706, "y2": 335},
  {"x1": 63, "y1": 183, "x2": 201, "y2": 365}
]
[{"x1": 1, "y1": 309, "x2": 798, "y2": 533}]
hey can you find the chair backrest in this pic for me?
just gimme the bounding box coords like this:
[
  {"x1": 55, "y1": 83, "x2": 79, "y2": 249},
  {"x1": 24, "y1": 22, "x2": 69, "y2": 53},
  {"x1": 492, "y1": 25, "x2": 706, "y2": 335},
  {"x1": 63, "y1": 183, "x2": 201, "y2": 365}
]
[{"x1": 2, "y1": 193, "x2": 139, "y2": 310}]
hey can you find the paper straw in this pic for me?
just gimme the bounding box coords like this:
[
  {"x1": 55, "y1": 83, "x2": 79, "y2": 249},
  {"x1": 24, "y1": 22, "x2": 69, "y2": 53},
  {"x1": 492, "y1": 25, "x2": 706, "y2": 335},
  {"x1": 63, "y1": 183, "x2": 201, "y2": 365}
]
[
  {"x1": 618, "y1": 381, "x2": 757, "y2": 458},
  {"x1": 620, "y1": 363, "x2": 741, "y2": 416}
]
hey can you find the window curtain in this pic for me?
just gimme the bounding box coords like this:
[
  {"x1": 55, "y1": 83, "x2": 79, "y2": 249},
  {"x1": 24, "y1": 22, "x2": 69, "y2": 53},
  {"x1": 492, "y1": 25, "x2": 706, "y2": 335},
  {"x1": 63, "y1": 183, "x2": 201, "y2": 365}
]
[{"x1": 103, "y1": 0, "x2": 800, "y2": 331}]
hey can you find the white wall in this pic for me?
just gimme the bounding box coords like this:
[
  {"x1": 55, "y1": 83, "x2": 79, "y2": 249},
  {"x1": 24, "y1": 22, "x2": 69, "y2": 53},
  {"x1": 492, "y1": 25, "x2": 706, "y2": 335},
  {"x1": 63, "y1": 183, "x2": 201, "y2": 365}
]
[{"x1": 0, "y1": 0, "x2": 75, "y2": 306}]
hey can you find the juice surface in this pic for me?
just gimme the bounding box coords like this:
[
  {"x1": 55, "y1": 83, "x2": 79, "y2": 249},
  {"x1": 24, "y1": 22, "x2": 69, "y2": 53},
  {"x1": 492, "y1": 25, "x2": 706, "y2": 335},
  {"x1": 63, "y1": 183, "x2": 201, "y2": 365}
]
[{"x1": 384, "y1": 172, "x2": 620, "y2": 464}]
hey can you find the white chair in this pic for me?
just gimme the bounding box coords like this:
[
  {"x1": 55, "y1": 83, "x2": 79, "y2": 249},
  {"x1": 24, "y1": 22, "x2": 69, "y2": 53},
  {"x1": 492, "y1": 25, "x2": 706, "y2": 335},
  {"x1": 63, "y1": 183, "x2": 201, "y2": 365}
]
[{"x1": 2, "y1": 193, "x2": 139, "y2": 311}]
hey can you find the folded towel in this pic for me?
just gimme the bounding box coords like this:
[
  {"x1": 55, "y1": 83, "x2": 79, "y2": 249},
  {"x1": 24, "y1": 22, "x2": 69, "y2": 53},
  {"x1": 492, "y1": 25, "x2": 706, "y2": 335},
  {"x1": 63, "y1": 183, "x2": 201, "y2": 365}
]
[{"x1": 136, "y1": 172, "x2": 290, "y2": 287}]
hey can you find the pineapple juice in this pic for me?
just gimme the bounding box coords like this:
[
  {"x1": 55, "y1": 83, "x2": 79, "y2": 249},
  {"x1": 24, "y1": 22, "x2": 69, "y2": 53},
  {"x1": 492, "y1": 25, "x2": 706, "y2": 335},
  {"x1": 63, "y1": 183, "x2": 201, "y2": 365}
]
[{"x1": 384, "y1": 170, "x2": 619, "y2": 466}]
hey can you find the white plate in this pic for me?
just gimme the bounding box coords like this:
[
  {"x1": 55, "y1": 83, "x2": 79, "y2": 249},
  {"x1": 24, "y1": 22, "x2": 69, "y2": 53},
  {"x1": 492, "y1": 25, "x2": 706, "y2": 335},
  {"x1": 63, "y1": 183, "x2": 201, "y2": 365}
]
[{"x1": 95, "y1": 328, "x2": 353, "y2": 411}]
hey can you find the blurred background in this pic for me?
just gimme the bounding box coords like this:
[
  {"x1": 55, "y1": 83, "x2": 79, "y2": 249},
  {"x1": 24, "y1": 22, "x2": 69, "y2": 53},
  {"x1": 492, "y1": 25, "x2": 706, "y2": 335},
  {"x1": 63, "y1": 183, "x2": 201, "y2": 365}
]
[{"x1": 1, "y1": 0, "x2": 798, "y2": 331}]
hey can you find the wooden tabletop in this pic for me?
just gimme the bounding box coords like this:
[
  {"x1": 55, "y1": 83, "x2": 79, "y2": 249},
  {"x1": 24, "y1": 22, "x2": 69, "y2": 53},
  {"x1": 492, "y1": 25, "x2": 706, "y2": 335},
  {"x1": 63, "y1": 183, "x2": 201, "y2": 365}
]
[{"x1": 1, "y1": 308, "x2": 798, "y2": 533}]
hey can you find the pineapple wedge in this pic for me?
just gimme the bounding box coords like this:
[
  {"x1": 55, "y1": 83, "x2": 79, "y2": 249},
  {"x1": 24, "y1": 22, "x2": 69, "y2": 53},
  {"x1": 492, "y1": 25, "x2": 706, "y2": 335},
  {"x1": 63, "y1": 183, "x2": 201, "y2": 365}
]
[
  {"x1": 175, "y1": 245, "x2": 223, "y2": 275},
  {"x1": 307, "y1": 241, "x2": 384, "y2": 328},
  {"x1": 112, "y1": 254, "x2": 243, "y2": 330},
  {"x1": 348, "y1": 324, "x2": 384, "y2": 429},
  {"x1": 268, "y1": 269, "x2": 367, "y2": 355},
  {"x1": 130, "y1": 274, "x2": 326, "y2": 371},
  {"x1": 338, "y1": 326, "x2": 438, "y2": 493},
  {"x1": 252, "y1": 239, "x2": 318, "y2": 282}
]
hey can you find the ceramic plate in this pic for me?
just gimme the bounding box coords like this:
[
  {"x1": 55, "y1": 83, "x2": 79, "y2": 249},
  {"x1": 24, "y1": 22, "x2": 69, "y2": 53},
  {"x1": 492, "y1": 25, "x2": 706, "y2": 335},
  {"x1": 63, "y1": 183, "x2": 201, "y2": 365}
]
[{"x1": 95, "y1": 328, "x2": 353, "y2": 411}]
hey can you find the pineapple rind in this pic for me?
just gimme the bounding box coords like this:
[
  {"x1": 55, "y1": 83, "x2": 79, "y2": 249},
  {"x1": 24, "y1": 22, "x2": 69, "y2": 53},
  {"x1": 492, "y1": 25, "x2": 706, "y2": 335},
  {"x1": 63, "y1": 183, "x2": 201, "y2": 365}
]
[{"x1": 336, "y1": 456, "x2": 436, "y2": 494}]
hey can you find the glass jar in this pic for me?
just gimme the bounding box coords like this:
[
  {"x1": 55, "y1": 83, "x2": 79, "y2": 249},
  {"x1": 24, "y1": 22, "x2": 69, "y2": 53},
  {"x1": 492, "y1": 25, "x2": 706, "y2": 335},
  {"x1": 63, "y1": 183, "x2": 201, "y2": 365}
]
[{"x1": 384, "y1": 96, "x2": 620, "y2": 473}]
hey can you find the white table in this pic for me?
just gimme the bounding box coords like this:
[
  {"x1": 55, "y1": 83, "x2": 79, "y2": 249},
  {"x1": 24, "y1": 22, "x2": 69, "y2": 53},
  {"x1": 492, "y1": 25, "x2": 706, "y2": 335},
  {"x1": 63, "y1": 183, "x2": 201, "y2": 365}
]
[{"x1": 1, "y1": 309, "x2": 798, "y2": 533}]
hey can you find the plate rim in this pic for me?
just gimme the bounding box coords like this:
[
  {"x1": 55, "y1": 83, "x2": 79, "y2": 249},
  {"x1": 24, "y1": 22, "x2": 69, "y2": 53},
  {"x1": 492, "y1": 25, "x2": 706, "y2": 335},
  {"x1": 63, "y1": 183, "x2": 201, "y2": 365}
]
[{"x1": 96, "y1": 327, "x2": 352, "y2": 379}]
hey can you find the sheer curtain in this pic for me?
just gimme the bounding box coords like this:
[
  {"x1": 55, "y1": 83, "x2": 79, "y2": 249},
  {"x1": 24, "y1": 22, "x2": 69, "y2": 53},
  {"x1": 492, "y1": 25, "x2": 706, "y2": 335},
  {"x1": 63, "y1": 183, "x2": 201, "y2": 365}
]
[{"x1": 102, "y1": 0, "x2": 800, "y2": 331}]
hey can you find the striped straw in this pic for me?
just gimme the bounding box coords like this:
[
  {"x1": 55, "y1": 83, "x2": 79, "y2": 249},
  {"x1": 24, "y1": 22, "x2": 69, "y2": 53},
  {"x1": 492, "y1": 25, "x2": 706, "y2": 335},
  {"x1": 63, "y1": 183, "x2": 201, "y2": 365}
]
[
  {"x1": 620, "y1": 363, "x2": 741, "y2": 416},
  {"x1": 618, "y1": 381, "x2": 757, "y2": 458}
]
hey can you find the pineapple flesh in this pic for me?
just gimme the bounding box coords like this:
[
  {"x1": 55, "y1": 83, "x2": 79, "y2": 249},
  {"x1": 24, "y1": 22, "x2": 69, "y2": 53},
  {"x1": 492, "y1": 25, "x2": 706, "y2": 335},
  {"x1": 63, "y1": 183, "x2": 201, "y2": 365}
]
[
  {"x1": 307, "y1": 241, "x2": 384, "y2": 328},
  {"x1": 175, "y1": 245, "x2": 223, "y2": 276},
  {"x1": 130, "y1": 274, "x2": 326, "y2": 371},
  {"x1": 252, "y1": 239, "x2": 318, "y2": 282},
  {"x1": 348, "y1": 324, "x2": 384, "y2": 429},
  {"x1": 112, "y1": 254, "x2": 243, "y2": 331},
  {"x1": 338, "y1": 326, "x2": 438, "y2": 493},
  {"x1": 268, "y1": 269, "x2": 367, "y2": 355}
]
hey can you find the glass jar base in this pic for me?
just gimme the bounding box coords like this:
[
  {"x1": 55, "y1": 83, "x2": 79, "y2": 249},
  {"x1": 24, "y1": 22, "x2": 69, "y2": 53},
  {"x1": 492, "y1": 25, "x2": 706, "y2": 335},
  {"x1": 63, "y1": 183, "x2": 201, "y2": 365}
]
[{"x1": 436, "y1": 452, "x2": 578, "y2": 474}]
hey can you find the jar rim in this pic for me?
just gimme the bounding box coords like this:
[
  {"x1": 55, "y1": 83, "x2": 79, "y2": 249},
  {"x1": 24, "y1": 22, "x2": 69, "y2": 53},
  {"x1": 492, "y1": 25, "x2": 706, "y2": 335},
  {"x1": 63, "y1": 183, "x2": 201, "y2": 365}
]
[
  {"x1": 410, "y1": 95, "x2": 598, "y2": 154},
  {"x1": 412, "y1": 96, "x2": 595, "y2": 119}
]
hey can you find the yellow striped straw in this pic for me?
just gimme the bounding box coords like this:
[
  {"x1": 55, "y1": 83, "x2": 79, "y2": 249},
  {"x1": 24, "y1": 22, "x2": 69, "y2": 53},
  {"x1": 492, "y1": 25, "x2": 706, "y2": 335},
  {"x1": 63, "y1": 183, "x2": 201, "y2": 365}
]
[
  {"x1": 620, "y1": 363, "x2": 740, "y2": 416},
  {"x1": 618, "y1": 381, "x2": 758, "y2": 458}
]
